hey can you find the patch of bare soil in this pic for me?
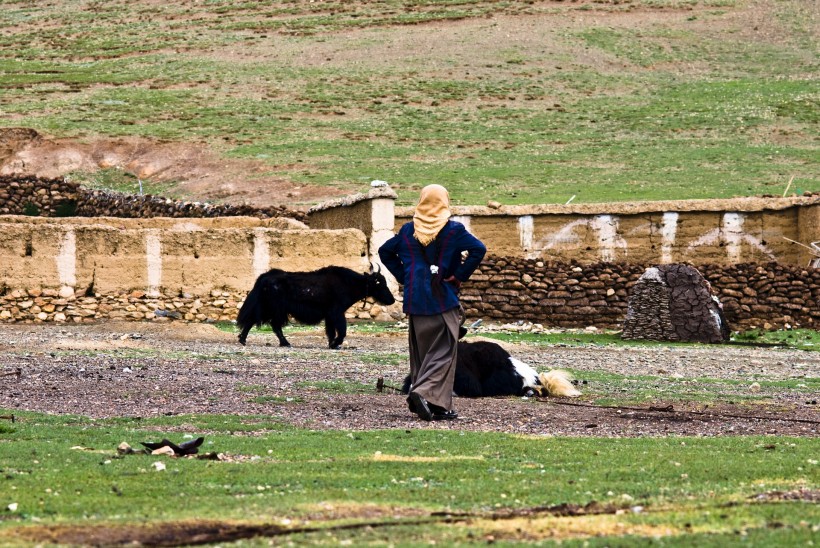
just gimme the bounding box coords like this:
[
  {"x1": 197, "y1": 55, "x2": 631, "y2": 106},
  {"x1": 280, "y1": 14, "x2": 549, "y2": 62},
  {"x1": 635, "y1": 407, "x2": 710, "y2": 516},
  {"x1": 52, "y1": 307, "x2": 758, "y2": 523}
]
[
  {"x1": 0, "y1": 128, "x2": 347, "y2": 209},
  {"x1": 1, "y1": 322, "x2": 817, "y2": 438},
  {"x1": 13, "y1": 500, "x2": 630, "y2": 547}
]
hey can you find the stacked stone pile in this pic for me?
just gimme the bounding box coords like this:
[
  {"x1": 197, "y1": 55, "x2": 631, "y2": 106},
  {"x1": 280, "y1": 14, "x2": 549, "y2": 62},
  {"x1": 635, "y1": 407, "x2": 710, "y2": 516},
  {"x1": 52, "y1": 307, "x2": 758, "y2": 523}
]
[
  {"x1": 0, "y1": 288, "x2": 243, "y2": 324},
  {"x1": 622, "y1": 264, "x2": 729, "y2": 343},
  {"x1": 699, "y1": 262, "x2": 820, "y2": 330},
  {"x1": 0, "y1": 287, "x2": 392, "y2": 326},
  {"x1": 619, "y1": 270, "x2": 677, "y2": 340},
  {"x1": 1, "y1": 256, "x2": 817, "y2": 329},
  {"x1": 0, "y1": 175, "x2": 306, "y2": 222},
  {"x1": 458, "y1": 257, "x2": 818, "y2": 330},
  {"x1": 461, "y1": 257, "x2": 644, "y2": 328}
]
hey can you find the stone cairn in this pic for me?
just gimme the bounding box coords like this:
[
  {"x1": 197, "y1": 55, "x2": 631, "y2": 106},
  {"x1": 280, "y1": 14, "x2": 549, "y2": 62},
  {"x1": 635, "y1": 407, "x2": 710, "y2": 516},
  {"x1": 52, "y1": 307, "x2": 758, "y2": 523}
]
[
  {"x1": 622, "y1": 263, "x2": 730, "y2": 343},
  {"x1": 0, "y1": 175, "x2": 307, "y2": 222}
]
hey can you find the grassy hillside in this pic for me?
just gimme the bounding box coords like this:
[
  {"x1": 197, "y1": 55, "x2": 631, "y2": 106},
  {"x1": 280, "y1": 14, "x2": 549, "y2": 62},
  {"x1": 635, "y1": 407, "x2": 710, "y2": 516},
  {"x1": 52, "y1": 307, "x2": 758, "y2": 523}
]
[{"x1": 0, "y1": 0, "x2": 817, "y2": 207}]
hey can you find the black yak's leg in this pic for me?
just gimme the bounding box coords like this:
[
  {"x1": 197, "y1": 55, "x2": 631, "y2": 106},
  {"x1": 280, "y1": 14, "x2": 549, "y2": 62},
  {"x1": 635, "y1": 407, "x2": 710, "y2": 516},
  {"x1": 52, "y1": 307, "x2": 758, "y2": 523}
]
[
  {"x1": 327, "y1": 310, "x2": 347, "y2": 349},
  {"x1": 271, "y1": 322, "x2": 291, "y2": 347},
  {"x1": 324, "y1": 318, "x2": 336, "y2": 348},
  {"x1": 238, "y1": 324, "x2": 253, "y2": 346}
]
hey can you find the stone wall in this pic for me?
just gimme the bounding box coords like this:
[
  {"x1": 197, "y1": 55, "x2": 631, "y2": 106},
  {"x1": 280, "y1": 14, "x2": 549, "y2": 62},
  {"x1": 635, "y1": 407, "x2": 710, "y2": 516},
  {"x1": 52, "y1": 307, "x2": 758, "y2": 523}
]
[
  {"x1": 2, "y1": 178, "x2": 818, "y2": 330},
  {"x1": 0, "y1": 175, "x2": 306, "y2": 222},
  {"x1": 3, "y1": 252, "x2": 816, "y2": 329},
  {"x1": 457, "y1": 257, "x2": 819, "y2": 330}
]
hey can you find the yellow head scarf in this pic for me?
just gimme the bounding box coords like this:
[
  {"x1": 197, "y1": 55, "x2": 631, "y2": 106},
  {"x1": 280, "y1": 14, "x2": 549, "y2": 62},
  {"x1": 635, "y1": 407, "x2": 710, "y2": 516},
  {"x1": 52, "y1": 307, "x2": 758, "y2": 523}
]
[{"x1": 413, "y1": 184, "x2": 451, "y2": 246}]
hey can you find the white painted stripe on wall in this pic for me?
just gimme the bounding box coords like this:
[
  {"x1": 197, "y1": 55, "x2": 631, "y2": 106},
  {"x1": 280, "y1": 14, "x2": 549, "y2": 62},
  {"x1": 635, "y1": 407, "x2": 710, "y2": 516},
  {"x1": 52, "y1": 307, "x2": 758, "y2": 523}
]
[
  {"x1": 591, "y1": 215, "x2": 625, "y2": 262},
  {"x1": 723, "y1": 212, "x2": 744, "y2": 264},
  {"x1": 145, "y1": 230, "x2": 162, "y2": 297},
  {"x1": 518, "y1": 215, "x2": 534, "y2": 256},
  {"x1": 451, "y1": 215, "x2": 471, "y2": 233},
  {"x1": 661, "y1": 212, "x2": 679, "y2": 264},
  {"x1": 252, "y1": 228, "x2": 270, "y2": 279},
  {"x1": 56, "y1": 228, "x2": 76, "y2": 289}
]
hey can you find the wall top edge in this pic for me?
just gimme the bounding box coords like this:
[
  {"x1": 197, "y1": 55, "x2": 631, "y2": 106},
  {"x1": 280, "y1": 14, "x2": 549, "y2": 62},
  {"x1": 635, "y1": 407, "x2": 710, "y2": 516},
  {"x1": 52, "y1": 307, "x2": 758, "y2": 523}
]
[
  {"x1": 395, "y1": 195, "x2": 820, "y2": 218},
  {"x1": 0, "y1": 215, "x2": 309, "y2": 230},
  {"x1": 308, "y1": 185, "x2": 398, "y2": 214}
]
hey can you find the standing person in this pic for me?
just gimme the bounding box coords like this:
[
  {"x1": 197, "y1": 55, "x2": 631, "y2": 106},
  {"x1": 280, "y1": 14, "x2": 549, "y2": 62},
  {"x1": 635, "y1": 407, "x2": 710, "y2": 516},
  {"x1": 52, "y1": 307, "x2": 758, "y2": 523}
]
[{"x1": 379, "y1": 184, "x2": 486, "y2": 421}]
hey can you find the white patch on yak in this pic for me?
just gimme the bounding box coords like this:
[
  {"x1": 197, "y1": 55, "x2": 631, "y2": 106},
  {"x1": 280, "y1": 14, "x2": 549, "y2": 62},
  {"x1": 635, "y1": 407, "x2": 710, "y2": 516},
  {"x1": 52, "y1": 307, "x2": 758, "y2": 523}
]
[{"x1": 509, "y1": 357, "x2": 539, "y2": 388}]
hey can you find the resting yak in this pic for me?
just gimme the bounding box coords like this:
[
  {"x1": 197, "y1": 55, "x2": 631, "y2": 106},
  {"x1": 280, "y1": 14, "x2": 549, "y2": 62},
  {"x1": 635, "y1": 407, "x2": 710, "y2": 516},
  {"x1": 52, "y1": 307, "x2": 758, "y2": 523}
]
[
  {"x1": 237, "y1": 265, "x2": 395, "y2": 349},
  {"x1": 402, "y1": 340, "x2": 581, "y2": 398}
]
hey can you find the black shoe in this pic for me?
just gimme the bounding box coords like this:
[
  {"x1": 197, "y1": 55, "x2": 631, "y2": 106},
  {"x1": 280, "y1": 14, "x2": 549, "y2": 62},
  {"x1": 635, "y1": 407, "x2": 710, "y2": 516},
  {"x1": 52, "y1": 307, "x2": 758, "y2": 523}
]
[
  {"x1": 409, "y1": 392, "x2": 432, "y2": 421},
  {"x1": 432, "y1": 410, "x2": 458, "y2": 421}
]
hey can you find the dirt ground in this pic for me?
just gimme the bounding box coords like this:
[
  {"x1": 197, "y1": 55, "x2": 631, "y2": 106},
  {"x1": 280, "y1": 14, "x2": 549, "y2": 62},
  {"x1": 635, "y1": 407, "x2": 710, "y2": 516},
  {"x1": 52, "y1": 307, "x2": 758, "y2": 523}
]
[{"x1": 1, "y1": 321, "x2": 817, "y2": 437}]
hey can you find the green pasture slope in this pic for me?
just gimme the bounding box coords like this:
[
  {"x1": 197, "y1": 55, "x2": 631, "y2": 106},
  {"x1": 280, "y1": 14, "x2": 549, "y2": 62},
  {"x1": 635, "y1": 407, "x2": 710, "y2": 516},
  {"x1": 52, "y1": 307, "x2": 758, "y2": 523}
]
[{"x1": 0, "y1": 0, "x2": 817, "y2": 206}]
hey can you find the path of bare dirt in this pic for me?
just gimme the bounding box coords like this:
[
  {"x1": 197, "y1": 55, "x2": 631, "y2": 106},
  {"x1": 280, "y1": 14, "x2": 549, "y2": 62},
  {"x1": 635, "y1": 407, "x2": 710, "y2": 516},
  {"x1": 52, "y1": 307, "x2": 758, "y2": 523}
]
[{"x1": 1, "y1": 322, "x2": 817, "y2": 437}]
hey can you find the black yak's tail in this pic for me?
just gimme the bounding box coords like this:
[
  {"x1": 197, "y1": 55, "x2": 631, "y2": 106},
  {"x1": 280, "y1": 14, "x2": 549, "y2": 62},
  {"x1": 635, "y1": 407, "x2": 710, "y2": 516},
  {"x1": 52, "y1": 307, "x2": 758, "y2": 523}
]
[
  {"x1": 236, "y1": 282, "x2": 264, "y2": 346},
  {"x1": 237, "y1": 272, "x2": 289, "y2": 345}
]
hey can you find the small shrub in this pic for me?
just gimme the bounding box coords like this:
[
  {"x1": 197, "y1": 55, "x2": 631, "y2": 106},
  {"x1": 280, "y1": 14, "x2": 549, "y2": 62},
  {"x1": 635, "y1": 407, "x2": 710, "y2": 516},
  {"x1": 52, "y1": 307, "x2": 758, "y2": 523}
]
[
  {"x1": 54, "y1": 200, "x2": 78, "y2": 217},
  {"x1": 22, "y1": 202, "x2": 40, "y2": 216}
]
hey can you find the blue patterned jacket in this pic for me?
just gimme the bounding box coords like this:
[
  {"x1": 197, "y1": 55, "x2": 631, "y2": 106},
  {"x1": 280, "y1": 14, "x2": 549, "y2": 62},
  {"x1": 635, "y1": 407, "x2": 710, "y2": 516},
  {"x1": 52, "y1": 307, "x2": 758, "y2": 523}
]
[{"x1": 378, "y1": 220, "x2": 486, "y2": 316}]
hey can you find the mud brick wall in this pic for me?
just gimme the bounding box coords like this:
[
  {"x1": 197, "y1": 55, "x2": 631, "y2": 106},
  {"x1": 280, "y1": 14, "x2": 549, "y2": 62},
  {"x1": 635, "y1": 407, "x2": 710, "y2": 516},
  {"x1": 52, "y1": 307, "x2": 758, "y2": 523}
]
[
  {"x1": 0, "y1": 215, "x2": 395, "y2": 325},
  {"x1": 0, "y1": 175, "x2": 306, "y2": 222},
  {"x1": 458, "y1": 257, "x2": 819, "y2": 330},
  {"x1": 396, "y1": 195, "x2": 820, "y2": 268}
]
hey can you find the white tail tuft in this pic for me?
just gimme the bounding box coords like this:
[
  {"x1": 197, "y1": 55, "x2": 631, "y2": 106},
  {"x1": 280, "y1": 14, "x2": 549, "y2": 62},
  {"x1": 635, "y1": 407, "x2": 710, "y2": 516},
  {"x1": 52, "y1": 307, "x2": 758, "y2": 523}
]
[{"x1": 539, "y1": 370, "x2": 581, "y2": 397}]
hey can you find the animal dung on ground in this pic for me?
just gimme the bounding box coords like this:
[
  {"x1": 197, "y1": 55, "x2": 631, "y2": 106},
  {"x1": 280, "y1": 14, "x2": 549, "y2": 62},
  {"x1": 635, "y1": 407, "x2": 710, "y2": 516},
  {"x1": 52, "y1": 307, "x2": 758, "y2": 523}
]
[{"x1": 622, "y1": 264, "x2": 730, "y2": 343}]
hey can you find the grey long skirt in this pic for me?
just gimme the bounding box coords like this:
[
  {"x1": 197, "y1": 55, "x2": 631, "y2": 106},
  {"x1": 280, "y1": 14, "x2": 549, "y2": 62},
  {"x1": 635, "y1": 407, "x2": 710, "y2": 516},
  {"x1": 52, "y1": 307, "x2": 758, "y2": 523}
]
[{"x1": 406, "y1": 306, "x2": 461, "y2": 411}]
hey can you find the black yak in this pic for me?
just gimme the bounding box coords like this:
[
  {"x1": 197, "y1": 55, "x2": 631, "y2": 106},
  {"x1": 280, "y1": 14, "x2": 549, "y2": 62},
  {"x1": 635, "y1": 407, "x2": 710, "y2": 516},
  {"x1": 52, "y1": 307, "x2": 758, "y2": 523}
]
[
  {"x1": 402, "y1": 340, "x2": 581, "y2": 398},
  {"x1": 237, "y1": 265, "x2": 395, "y2": 349}
]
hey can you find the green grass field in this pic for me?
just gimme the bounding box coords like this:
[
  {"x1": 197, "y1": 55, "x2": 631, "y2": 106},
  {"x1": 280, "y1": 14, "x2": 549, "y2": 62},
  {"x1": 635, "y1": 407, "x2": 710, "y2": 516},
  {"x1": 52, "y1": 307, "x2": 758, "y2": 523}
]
[
  {"x1": 0, "y1": 411, "x2": 817, "y2": 546},
  {"x1": 0, "y1": 0, "x2": 817, "y2": 206}
]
